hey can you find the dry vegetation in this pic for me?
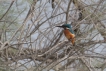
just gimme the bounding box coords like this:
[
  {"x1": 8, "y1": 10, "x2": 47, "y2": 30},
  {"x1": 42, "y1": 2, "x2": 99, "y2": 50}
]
[{"x1": 0, "y1": 0, "x2": 106, "y2": 71}]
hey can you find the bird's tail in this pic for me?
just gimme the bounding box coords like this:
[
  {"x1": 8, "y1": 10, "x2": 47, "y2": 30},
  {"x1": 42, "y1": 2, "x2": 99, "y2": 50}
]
[{"x1": 71, "y1": 38, "x2": 75, "y2": 46}]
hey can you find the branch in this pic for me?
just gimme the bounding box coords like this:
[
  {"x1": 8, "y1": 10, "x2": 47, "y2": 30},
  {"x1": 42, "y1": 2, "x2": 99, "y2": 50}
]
[
  {"x1": 66, "y1": 0, "x2": 72, "y2": 24},
  {"x1": 0, "y1": 1, "x2": 14, "y2": 20}
]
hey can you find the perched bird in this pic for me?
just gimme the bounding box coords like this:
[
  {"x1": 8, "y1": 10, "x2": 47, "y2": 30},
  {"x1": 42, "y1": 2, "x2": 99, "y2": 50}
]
[{"x1": 56, "y1": 24, "x2": 75, "y2": 45}]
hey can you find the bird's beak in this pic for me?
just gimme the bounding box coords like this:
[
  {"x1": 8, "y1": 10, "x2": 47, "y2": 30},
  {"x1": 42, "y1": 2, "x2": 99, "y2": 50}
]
[{"x1": 56, "y1": 26, "x2": 63, "y2": 28}]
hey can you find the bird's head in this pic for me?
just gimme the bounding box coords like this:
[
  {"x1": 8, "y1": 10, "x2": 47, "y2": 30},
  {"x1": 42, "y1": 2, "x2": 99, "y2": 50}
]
[{"x1": 56, "y1": 24, "x2": 74, "y2": 34}]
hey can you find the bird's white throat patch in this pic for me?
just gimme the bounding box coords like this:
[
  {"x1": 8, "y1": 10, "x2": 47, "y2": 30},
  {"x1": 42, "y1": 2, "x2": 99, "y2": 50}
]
[{"x1": 66, "y1": 27, "x2": 70, "y2": 29}]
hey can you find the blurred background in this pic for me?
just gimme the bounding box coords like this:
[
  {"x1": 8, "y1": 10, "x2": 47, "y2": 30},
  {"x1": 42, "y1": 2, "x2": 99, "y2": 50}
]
[{"x1": 0, "y1": 0, "x2": 106, "y2": 71}]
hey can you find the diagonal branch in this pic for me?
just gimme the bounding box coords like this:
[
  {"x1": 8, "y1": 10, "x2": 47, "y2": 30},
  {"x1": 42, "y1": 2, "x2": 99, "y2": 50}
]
[{"x1": 0, "y1": 1, "x2": 14, "y2": 20}]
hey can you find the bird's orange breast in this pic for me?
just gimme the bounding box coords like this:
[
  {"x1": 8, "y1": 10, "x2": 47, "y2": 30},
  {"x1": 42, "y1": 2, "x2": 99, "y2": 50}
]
[
  {"x1": 64, "y1": 29, "x2": 75, "y2": 45},
  {"x1": 64, "y1": 29, "x2": 75, "y2": 39}
]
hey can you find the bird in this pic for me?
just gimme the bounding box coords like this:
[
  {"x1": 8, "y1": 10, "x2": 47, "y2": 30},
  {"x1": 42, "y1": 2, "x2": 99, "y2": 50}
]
[{"x1": 56, "y1": 24, "x2": 75, "y2": 46}]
